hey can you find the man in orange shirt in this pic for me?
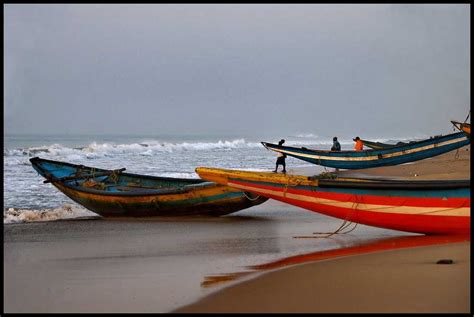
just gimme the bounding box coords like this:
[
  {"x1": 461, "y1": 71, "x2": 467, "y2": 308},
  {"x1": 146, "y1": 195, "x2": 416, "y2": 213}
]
[{"x1": 353, "y1": 136, "x2": 364, "y2": 151}]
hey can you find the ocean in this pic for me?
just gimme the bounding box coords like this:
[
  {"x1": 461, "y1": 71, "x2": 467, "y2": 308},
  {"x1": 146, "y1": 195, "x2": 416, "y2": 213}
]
[{"x1": 3, "y1": 133, "x2": 425, "y2": 224}]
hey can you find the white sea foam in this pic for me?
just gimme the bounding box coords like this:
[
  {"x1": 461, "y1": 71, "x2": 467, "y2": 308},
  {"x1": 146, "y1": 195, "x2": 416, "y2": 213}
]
[
  {"x1": 4, "y1": 139, "x2": 264, "y2": 158},
  {"x1": 292, "y1": 133, "x2": 319, "y2": 138},
  {"x1": 3, "y1": 205, "x2": 98, "y2": 224}
]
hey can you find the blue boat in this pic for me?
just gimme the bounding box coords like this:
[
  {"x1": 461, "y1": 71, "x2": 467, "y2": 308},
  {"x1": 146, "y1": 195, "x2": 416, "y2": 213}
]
[
  {"x1": 29, "y1": 157, "x2": 268, "y2": 217},
  {"x1": 261, "y1": 131, "x2": 470, "y2": 170}
]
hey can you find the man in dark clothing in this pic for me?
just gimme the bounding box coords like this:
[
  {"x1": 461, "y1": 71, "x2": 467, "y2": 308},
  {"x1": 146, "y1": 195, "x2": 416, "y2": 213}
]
[
  {"x1": 331, "y1": 137, "x2": 341, "y2": 172},
  {"x1": 273, "y1": 139, "x2": 287, "y2": 173},
  {"x1": 331, "y1": 137, "x2": 341, "y2": 151}
]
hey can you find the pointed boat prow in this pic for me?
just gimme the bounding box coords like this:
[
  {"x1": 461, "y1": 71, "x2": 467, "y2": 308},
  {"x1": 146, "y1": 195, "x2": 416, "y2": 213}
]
[
  {"x1": 195, "y1": 167, "x2": 317, "y2": 187},
  {"x1": 451, "y1": 120, "x2": 471, "y2": 135}
]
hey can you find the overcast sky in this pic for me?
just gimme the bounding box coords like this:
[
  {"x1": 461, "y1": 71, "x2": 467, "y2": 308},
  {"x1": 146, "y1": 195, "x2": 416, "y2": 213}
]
[{"x1": 4, "y1": 4, "x2": 470, "y2": 139}]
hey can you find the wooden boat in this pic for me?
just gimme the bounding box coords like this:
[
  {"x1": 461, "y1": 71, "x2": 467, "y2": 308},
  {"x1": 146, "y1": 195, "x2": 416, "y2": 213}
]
[
  {"x1": 261, "y1": 131, "x2": 470, "y2": 170},
  {"x1": 29, "y1": 157, "x2": 268, "y2": 217},
  {"x1": 195, "y1": 167, "x2": 470, "y2": 235},
  {"x1": 360, "y1": 139, "x2": 410, "y2": 150},
  {"x1": 451, "y1": 120, "x2": 471, "y2": 135}
]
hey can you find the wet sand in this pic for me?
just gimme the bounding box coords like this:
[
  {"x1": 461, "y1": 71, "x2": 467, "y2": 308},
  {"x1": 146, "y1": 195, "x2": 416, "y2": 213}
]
[
  {"x1": 175, "y1": 241, "x2": 470, "y2": 313},
  {"x1": 4, "y1": 145, "x2": 470, "y2": 313},
  {"x1": 4, "y1": 201, "x2": 411, "y2": 313}
]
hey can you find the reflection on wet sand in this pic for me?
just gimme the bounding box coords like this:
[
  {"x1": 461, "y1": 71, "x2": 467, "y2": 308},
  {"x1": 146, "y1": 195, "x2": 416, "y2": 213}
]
[{"x1": 202, "y1": 234, "x2": 470, "y2": 288}]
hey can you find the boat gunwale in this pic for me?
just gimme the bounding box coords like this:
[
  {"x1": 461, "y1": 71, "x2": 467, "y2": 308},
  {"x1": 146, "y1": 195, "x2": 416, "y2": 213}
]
[
  {"x1": 196, "y1": 167, "x2": 471, "y2": 190},
  {"x1": 30, "y1": 156, "x2": 205, "y2": 184},
  {"x1": 317, "y1": 178, "x2": 471, "y2": 190},
  {"x1": 30, "y1": 157, "x2": 225, "y2": 197}
]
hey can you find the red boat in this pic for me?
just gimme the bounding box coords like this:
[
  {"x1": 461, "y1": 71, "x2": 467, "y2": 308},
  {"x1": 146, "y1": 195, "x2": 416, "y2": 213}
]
[{"x1": 196, "y1": 168, "x2": 470, "y2": 235}]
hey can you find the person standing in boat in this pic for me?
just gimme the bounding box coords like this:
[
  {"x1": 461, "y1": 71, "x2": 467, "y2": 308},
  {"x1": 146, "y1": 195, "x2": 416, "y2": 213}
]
[
  {"x1": 331, "y1": 137, "x2": 342, "y2": 172},
  {"x1": 353, "y1": 136, "x2": 364, "y2": 151},
  {"x1": 331, "y1": 137, "x2": 341, "y2": 151},
  {"x1": 273, "y1": 139, "x2": 287, "y2": 174}
]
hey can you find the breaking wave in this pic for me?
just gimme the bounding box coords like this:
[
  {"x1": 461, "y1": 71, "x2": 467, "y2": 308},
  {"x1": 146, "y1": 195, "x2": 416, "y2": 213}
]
[
  {"x1": 4, "y1": 139, "x2": 262, "y2": 158},
  {"x1": 4, "y1": 135, "x2": 430, "y2": 159},
  {"x1": 3, "y1": 204, "x2": 98, "y2": 224},
  {"x1": 292, "y1": 133, "x2": 319, "y2": 138}
]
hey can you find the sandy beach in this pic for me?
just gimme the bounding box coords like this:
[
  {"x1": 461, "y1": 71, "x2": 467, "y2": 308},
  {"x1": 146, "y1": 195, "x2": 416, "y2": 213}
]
[
  {"x1": 175, "y1": 145, "x2": 471, "y2": 313},
  {"x1": 175, "y1": 241, "x2": 470, "y2": 313},
  {"x1": 4, "y1": 146, "x2": 470, "y2": 313}
]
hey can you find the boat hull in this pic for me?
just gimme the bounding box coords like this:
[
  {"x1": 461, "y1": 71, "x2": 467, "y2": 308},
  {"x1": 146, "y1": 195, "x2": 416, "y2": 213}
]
[
  {"x1": 51, "y1": 181, "x2": 266, "y2": 217},
  {"x1": 196, "y1": 168, "x2": 470, "y2": 235},
  {"x1": 30, "y1": 157, "x2": 268, "y2": 217},
  {"x1": 262, "y1": 131, "x2": 470, "y2": 169}
]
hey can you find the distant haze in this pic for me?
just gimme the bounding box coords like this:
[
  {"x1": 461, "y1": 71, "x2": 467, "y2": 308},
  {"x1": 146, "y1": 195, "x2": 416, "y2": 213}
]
[{"x1": 4, "y1": 4, "x2": 470, "y2": 139}]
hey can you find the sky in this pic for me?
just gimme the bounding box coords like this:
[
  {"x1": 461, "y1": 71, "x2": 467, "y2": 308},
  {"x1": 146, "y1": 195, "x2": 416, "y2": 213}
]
[{"x1": 4, "y1": 4, "x2": 470, "y2": 139}]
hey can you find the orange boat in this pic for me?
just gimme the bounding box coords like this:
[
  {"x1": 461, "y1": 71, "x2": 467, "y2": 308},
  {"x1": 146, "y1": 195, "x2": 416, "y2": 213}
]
[{"x1": 196, "y1": 168, "x2": 470, "y2": 235}]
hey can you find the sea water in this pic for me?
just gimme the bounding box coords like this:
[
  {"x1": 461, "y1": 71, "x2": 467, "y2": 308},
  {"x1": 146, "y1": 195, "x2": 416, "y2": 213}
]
[{"x1": 4, "y1": 133, "x2": 424, "y2": 223}]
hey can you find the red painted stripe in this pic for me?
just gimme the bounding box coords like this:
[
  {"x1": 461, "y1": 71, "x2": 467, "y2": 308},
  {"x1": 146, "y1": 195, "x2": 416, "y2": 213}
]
[
  {"x1": 227, "y1": 180, "x2": 470, "y2": 235},
  {"x1": 291, "y1": 201, "x2": 471, "y2": 234},
  {"x1": 279, "y1": 196, "x2": 470, "y2": 235},
  {"x1": 230, "y1": 179, "x2": 470, "y2": 208}
]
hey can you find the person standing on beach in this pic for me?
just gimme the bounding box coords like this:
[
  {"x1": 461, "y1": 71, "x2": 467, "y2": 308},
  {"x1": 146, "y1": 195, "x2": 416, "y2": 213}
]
[
  {"x1": 331, "y1": 137, "x2": 341, "y2": 151},
  {"x1": 353, "y1": 136, "x2": 364, "y2": 151},
  {"x1": 273, "y1": 139, "x2": 287, "y2": 174}
]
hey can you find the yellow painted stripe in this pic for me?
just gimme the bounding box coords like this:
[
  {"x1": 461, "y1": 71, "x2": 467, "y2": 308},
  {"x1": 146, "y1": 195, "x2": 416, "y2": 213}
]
[
  {"x1": 228, "y1": 182, "x2": 470, "y2": 217},
  {"x1": 275, "y1": 136, "x2": 469, "y2": 161}
]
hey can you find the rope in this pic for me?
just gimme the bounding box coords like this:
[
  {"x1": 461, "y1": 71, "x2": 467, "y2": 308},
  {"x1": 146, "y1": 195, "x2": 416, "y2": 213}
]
[
  {"x1": 109, "y1": 169, "x2": 120, "y2": 183},
  {"x1": 243, "y1": 191, "x2": 261, "y2": 201},
  {"x1": 74, "y1": 165, "x2": 84, "y2": 186},
  {"x1": 464, "y1": 110, "x2": 470, "y2": 123},
  {"x1": 283, "y1": 175, "x2": 303, "y2": 198},
  {"x1": 293, "y1": 198, "x2": 360, "y2": 239}
]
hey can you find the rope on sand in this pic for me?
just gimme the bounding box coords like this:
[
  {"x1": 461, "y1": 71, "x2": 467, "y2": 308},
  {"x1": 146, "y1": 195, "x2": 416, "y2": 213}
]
[{"x1": 293, "y1": 199, "x2": 360, "y2": 239}]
